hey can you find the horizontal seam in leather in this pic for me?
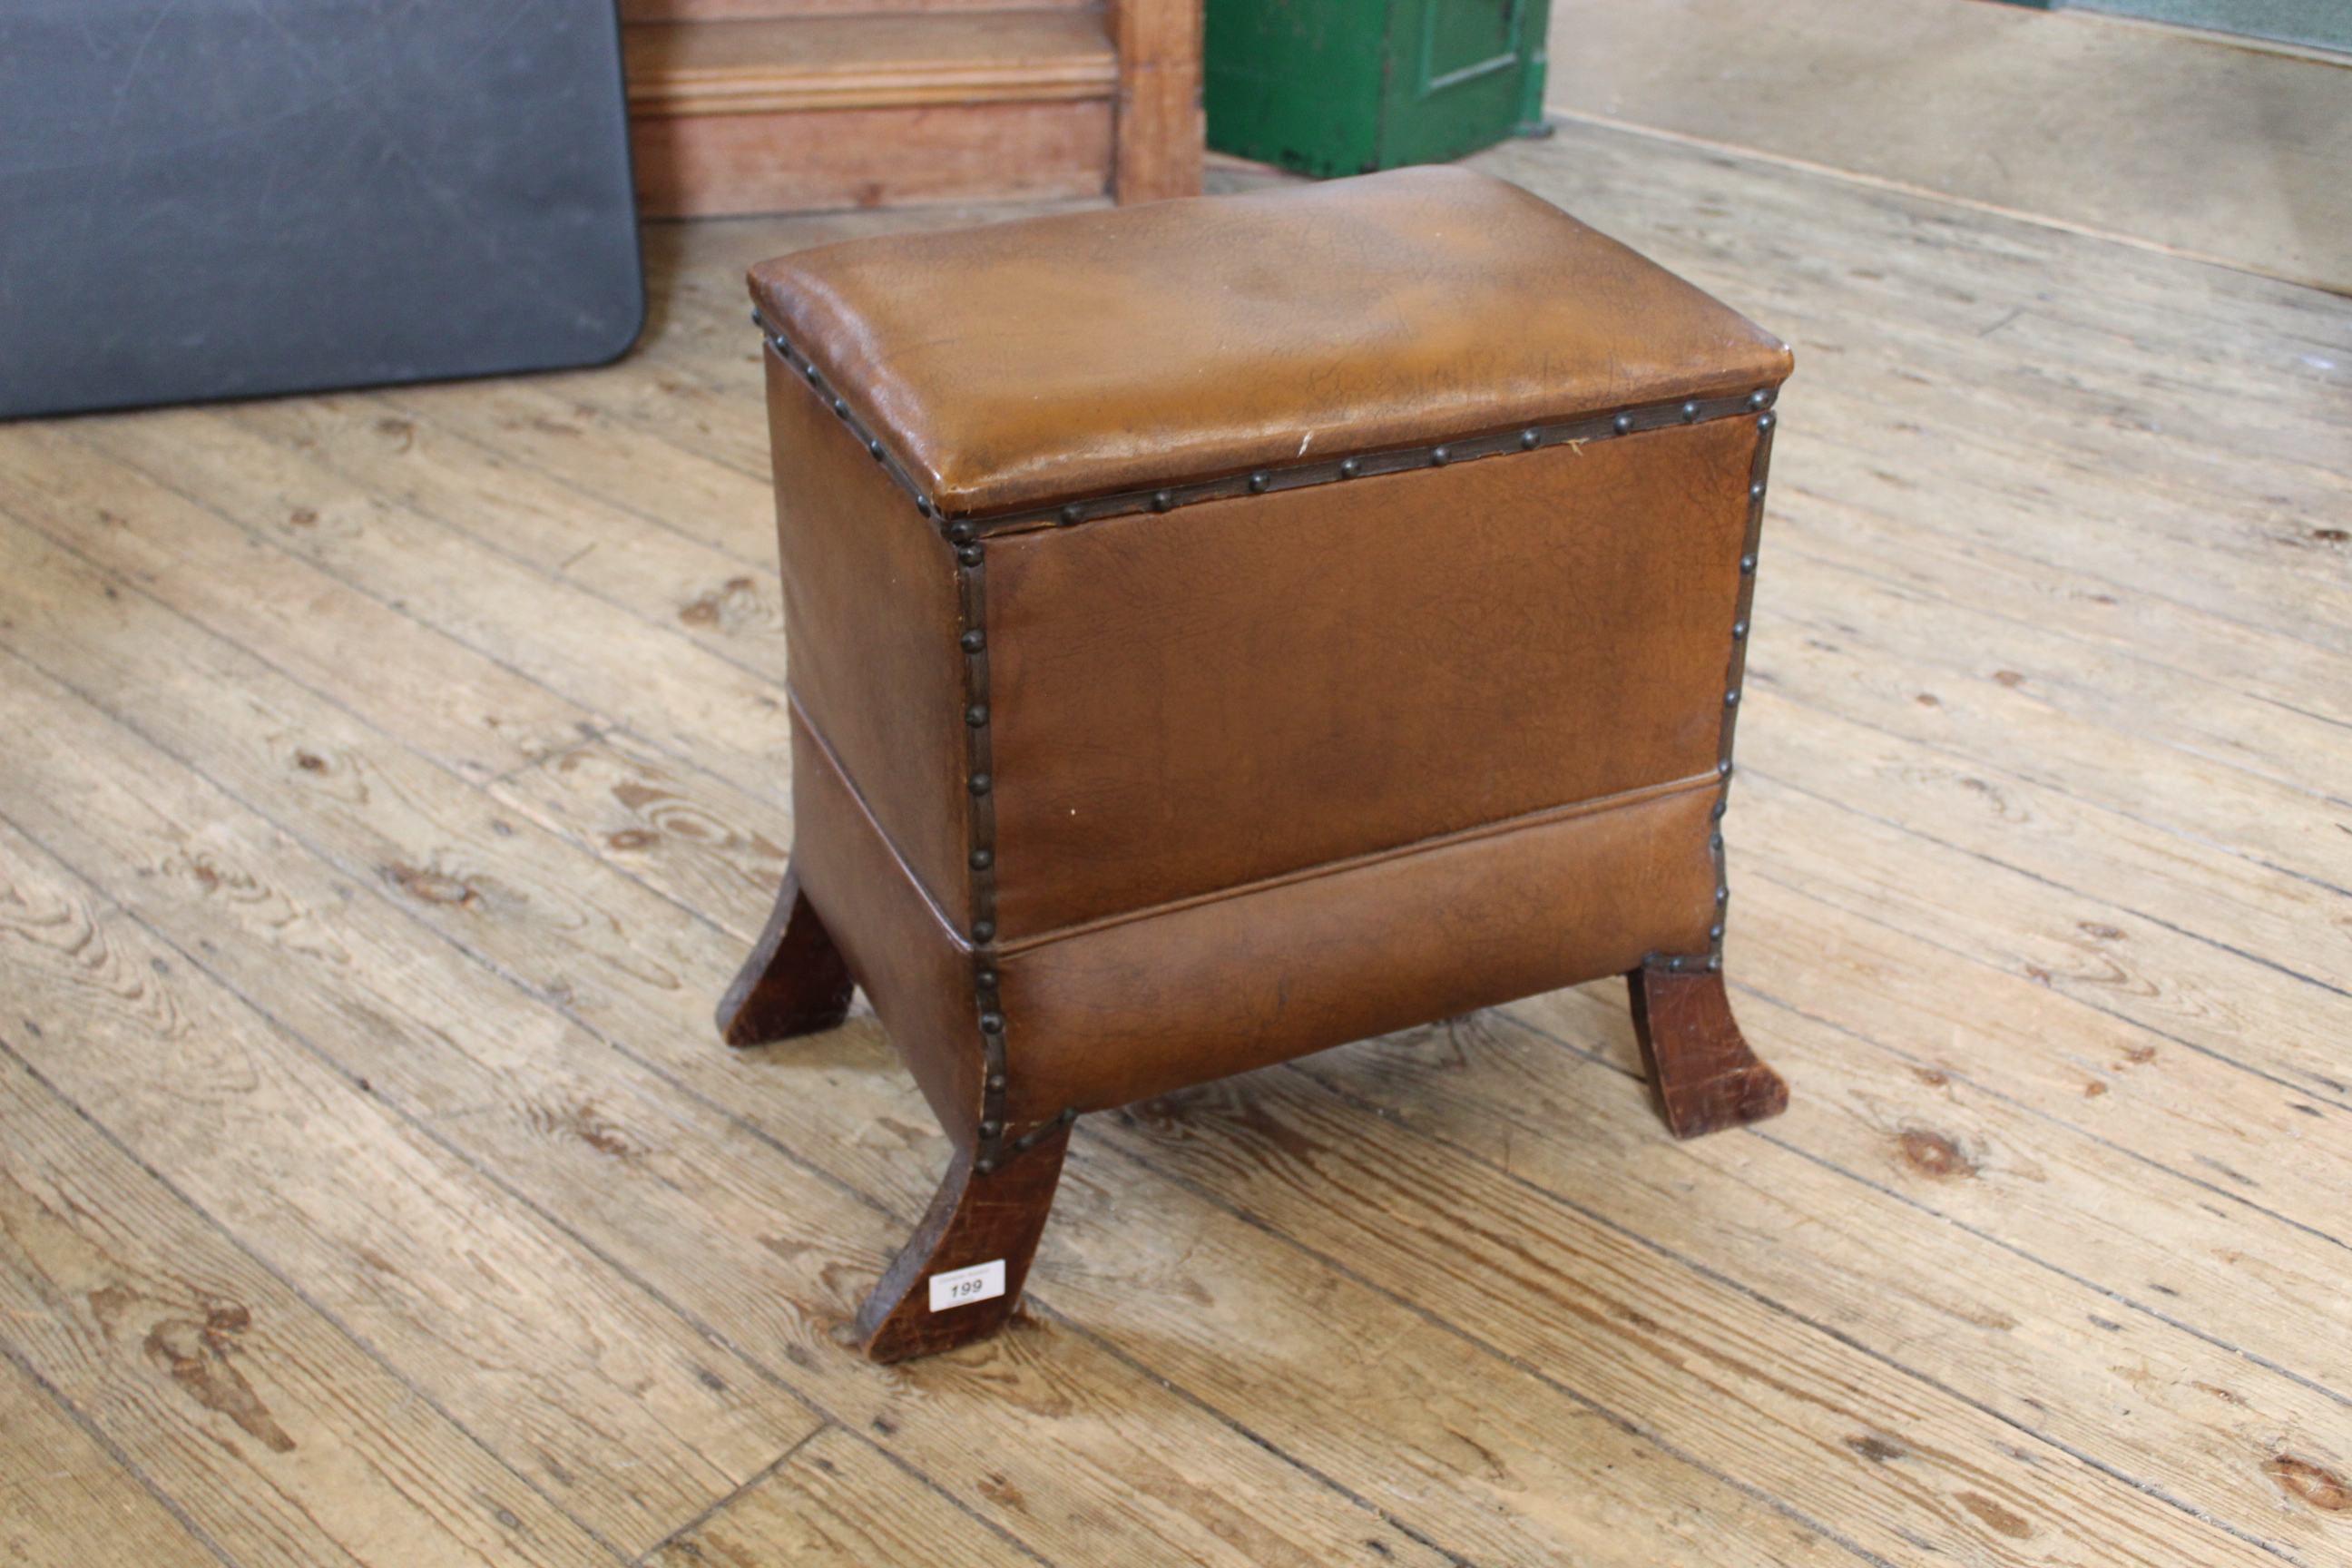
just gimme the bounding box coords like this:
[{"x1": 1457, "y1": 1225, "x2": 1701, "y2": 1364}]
[
  {"x1": 996, "y1": 770, "x2": 1723, "y2": 957},
  {"x1": 789, "y1": 687, "x2": 972, "y2": 953}
]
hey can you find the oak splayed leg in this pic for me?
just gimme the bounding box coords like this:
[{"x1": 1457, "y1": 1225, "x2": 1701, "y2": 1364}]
[
  {"x1": 854, "y1": 1124, "x2": 1072, "y2": 1363},
  {"x1": 716, "y1": 866, "x2": 855, "y2": 1046},
  {"x1": 1626, "y1": 958, "x2": 1789, "y2": 1138}
]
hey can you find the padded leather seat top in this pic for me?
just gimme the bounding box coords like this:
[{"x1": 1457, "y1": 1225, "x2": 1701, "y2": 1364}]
[{"x1": 747, "y1": 165, "x2": 1791, "y2": 519}]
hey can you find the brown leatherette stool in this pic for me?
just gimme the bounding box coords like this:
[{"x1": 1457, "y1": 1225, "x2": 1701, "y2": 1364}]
[{"x1": 720, "y1": 167, "x2": 1795, "y2": 1362}]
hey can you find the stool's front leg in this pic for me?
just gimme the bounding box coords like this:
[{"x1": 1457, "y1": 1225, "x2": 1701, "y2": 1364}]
[
  {"x1": 716, "y1": 865, "x2": 855, "y2": 1045},
  {"x1": 1626, "y1": 958, "x2": 1789, "y2": 1138},
  {"x1": 855, "y1": 1124, "x2": 1071, "y2": 1363}
]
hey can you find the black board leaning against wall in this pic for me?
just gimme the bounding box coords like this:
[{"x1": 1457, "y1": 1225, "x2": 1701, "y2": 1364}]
[{"x1": 0, "y1": 0, "x2": 644, "y2": 420}]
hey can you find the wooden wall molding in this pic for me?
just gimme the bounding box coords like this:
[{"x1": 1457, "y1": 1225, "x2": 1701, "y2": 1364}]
[{"x1": 624, "y1": 1, "x2": 1200, "y2": 213}]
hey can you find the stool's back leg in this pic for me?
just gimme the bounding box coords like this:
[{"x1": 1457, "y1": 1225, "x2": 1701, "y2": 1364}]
[
  {"x1": 1626, "y1": 960, "x2": 1789, "y2": 1138},
  {"x1": 716, "y1": 866, "x2": 855, "y2": 1045},
  {"x1": 855, "y1": 1125, "x2": 1072, "y2": 1363}
]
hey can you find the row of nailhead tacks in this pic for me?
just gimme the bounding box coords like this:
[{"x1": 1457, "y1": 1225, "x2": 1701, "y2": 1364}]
[
  {"x1": 759, "y1": 310, "x2": 1783, "y2": 545},
  {"x1": 1655, "y1": 398, "x2": 1780, "y2": 977},
  {"x1": 947, "y1": 387, "x2": 1786, "y2": 538},
  {"x1": 954, "y1": 509, "x2": 1082, "y2": 1176}
]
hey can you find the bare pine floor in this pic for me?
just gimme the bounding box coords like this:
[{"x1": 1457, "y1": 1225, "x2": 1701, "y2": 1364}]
[{"x1": 3, "y1": 119, "x2": 2348, "y2": 1567}]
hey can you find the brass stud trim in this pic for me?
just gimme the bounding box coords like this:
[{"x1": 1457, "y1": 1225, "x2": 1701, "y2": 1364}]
[
  {"x1": 942, "y1": 388, "x2": 1774, "y2": 536},
  {"x1": 1707, "y1": 397, "x2": 1779, "y2": 965},
  {"x1": 951, "y1": 530, "x2": 1016, "y2": 1174},
  {"x1": 755, "y1": 321, "x2": 1782, "y2": 543}
]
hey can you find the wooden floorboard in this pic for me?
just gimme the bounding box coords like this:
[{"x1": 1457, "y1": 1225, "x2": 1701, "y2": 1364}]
[
  {"x1": 2, "y1": 116, "x2": 2347, "y2": 1565},
  {"x1": 0, "y1": 975, "x2": 615, "y2": 1568},
  {"x1": 0, "y1": 1340, "x2": 224, "y2": 1568}
]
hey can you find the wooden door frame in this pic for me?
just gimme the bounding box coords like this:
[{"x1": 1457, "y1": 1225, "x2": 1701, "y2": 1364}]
[{"x1": 1111, "y1": 0, "x2": 1204, "y2": 201}]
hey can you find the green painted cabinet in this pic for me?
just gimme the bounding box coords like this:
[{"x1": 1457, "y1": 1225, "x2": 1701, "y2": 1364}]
[{"x1": 1205, "y1": 0, "x2": 1550, "y2": 177}]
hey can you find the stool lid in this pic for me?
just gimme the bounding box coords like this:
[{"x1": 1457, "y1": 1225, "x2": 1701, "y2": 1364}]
[{"x1": 748, "y1": 166, "x2": 1790, "y2": 522}]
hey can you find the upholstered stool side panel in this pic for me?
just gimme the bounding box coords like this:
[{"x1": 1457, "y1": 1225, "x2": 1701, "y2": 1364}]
[
  {"x1": 993, "y1": 776, "x2": 1722, "y2": 1120},
  {"x1": 980, "y1": 418, "x2": 1758, "y2": 940},
  {"x1": 768, "y1": 347, "x2": 970, "y2": 928},
  {"x1": 788, "y1": 702, "x2": 981, "y2": 1143}
]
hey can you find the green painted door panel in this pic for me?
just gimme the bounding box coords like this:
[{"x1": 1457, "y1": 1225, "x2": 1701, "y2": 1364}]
[{"x1": 1205, "y1": 0, "x2": 1549, "y2": 177}]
